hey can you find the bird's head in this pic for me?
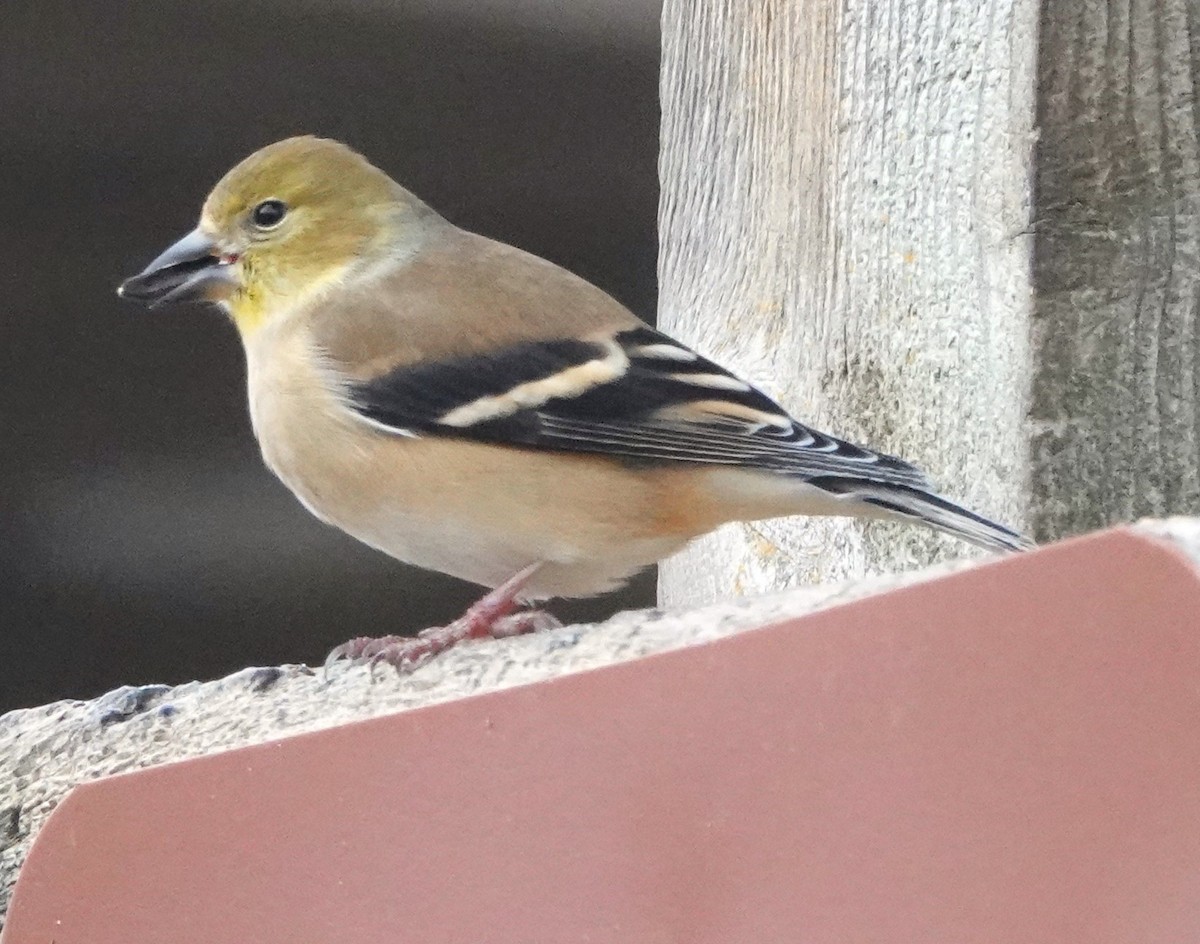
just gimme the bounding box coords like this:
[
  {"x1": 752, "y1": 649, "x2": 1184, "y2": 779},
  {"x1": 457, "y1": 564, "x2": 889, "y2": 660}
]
[{"x1": 118, "y1": 136, "x2": 433, "y2": 335}]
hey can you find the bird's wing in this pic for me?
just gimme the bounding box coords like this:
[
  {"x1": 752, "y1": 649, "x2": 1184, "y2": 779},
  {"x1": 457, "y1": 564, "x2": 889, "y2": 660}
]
[{"x1": 345, "y1": 325, "x2": 932, "y2": 489}]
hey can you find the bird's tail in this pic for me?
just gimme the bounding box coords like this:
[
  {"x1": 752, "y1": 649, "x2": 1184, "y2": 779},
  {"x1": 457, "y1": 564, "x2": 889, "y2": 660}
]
[{"x1": 808, "y1": 477, "x2": 1035, "y2": 553}]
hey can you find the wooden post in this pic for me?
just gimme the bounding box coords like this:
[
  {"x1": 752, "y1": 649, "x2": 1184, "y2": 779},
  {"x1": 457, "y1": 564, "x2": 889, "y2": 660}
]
[
  {"x1": 1031, "y1": 0, "x2": 1200, "y2": 537},
  {"x1": 657, "y1": 0, "x2": 1200, "y2": 605}
]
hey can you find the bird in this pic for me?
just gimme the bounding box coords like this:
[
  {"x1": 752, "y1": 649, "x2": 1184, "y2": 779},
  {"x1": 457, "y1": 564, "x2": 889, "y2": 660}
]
[{"x1": 118, "y1": 135, "x2": 1033, "y2": 670}]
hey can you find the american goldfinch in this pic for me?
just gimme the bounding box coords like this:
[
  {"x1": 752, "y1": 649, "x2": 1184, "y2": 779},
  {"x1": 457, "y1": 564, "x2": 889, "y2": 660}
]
[{"x1": 119, "y1": 136, "x2": 1032, "y2": 669}]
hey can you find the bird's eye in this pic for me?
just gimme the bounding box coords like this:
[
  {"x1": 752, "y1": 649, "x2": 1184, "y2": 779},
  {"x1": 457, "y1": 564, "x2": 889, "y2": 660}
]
[{"x1": 250, "y1": 199, "x2": 288, "y2": 229}]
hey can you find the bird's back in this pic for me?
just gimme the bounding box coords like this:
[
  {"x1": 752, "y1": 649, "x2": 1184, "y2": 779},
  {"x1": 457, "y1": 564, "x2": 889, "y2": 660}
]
[{"x1": 308, "y1": 225, "x2": 644, "y2": 383}]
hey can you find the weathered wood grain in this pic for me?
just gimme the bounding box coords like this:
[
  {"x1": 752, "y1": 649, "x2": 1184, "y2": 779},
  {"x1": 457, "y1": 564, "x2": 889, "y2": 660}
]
[
  {"x1": 658, "y1": 0, "x2": 1200, "y2": 604},
  {"x1": 1031, "y1": 0, "x2": 1200, "y2": 537}
]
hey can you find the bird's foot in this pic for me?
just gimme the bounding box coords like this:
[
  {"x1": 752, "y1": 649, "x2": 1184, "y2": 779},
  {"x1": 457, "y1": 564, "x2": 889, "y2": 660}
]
[
  {"x1": 489, "y1": 610, "x2": 563, "y2": 638},
  {"x1": 325, "y1": 608, "x2": 561, "y2": 674},
  {"x1": 325, "y1": 564, "x2": 558, "y2": 675}
]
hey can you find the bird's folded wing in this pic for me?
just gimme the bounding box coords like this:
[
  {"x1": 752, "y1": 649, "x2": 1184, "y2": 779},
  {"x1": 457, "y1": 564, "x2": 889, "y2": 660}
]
[{"x1": 346, "y1": 326, "x2": 932, "y2": 488}]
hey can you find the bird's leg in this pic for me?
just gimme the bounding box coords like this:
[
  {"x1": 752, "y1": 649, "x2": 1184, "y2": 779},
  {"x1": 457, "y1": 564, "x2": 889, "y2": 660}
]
[
  {"x1": 436, "y1": 563, "x2": 544, "y2": 640},
  {"x1": 324, "y1": 563, "x2": 560, "y2": 674}
]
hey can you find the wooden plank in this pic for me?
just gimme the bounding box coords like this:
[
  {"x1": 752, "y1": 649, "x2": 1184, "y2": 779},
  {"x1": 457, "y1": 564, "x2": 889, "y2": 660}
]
[
  {"x1": 658, "y1": 0, "x2": 1039, "y2": 603},
  {"x1": 1031, "y1": 0, "x2": 1200, "y2": 536}
]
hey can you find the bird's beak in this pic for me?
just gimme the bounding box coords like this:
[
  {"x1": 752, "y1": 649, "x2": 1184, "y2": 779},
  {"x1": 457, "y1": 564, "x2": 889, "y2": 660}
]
[{"x1": 118, "y1": 228, "x2": 238, "y2": 307}]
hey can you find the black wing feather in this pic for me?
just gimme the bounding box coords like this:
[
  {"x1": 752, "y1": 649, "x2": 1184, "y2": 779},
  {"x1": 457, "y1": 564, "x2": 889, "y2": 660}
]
[
  {"x1": 349, "y1": 326, "x2": 931, "y2": 488},
  {"x1": 355, "y1": 337, "x2": 605, "y2": 422}
]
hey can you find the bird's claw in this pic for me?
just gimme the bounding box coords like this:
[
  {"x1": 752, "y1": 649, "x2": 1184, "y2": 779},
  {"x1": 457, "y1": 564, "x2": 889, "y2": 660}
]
[
  {"x1": 324, "y1": 563, "x2": 554, "y2": 677},
  {"x1": 323, "y1": 634, "x2": 407, "y2": 678},
  {"x1": 323, "y1": 608, "x2": 562, "y2": 678},
  {"x1": 491, "y1": 610, "x2": 563, "y2": 638}
]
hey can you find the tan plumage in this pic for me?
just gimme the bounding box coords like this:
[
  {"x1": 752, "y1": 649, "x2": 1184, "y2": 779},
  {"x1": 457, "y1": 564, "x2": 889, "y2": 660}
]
[{"x1": 119, "y1": 136, "x2": 1032, "y2": 647}]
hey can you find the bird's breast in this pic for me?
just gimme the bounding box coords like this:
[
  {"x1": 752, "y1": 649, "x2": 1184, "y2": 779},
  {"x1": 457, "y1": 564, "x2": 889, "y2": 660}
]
[
  {"x1": 239, "y1": 323, "x2": 537, "y2": 582},
  {"x1": 243, "y1": 325, "x2": 376, "y2": 523}
]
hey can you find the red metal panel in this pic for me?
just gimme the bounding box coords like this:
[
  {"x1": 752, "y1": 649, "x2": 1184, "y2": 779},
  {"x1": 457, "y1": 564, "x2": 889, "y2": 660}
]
[{"x1": 5, "y1": 528, "x2": 1200, "y2": 943}]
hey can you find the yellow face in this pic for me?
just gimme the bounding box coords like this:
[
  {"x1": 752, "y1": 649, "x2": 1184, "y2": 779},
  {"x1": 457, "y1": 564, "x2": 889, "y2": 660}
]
[{"x1": 120, "y1": 136, "x2": 407, "y2": 334}]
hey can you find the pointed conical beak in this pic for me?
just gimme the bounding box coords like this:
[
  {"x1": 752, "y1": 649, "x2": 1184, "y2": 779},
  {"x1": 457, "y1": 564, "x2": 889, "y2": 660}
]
[{"x1": 118, "y1": 229, "x2": 237, "y2": 307}]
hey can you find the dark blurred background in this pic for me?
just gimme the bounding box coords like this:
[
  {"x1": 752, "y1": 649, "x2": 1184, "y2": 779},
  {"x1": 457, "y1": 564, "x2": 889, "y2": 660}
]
[{"x1": 0, "y1": 0, "x2": 661, "y2": 711}]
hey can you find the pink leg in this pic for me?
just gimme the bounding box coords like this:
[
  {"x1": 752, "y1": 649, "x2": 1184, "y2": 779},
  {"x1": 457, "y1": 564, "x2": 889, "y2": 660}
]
[{"x1": 325, "y1": 564, "x2": 558, "y2": 674}]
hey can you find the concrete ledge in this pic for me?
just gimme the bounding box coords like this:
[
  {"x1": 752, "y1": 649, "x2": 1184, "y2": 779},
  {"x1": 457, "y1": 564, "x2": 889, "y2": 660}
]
[{"x1": 2, "y1": 516, "x2": 1198, "y2": 933}]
